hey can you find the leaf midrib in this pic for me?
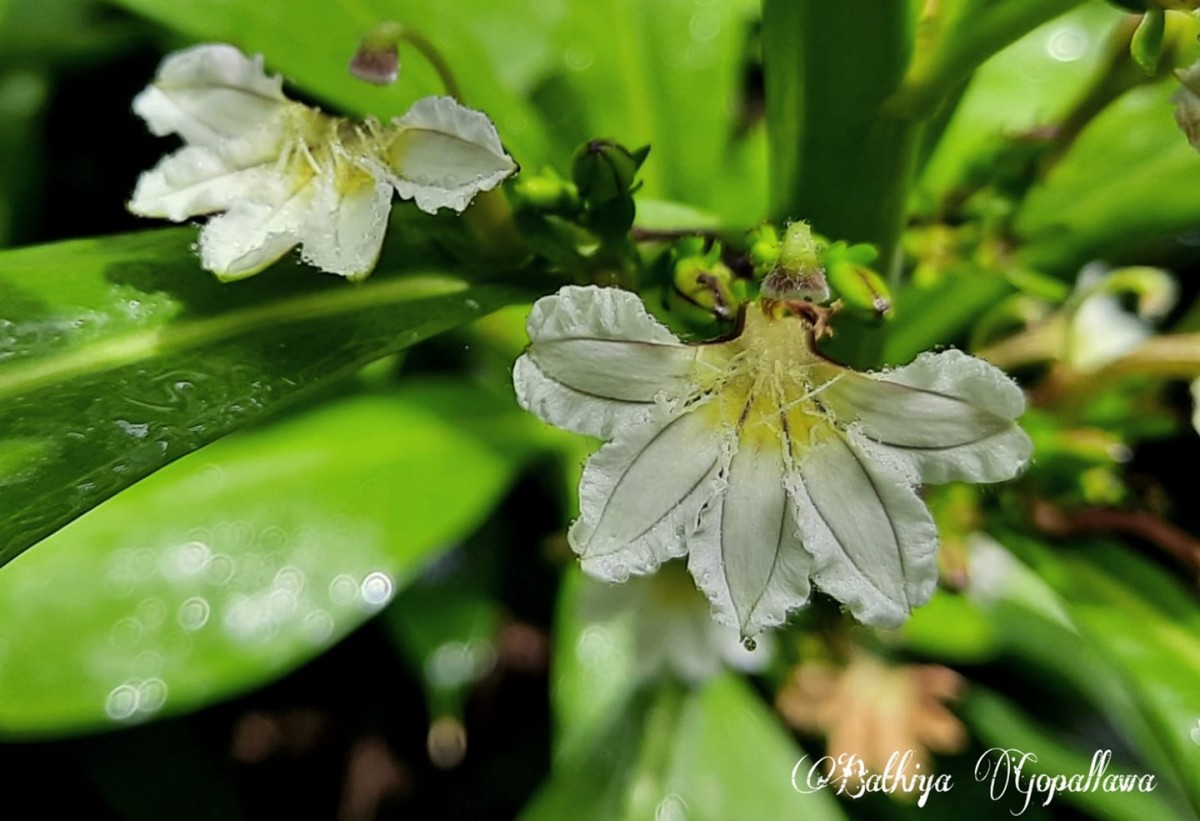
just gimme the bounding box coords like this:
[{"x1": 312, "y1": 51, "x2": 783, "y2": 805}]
[{"x1": 0, "y1": 273, "x2": 467, "y2": 399}]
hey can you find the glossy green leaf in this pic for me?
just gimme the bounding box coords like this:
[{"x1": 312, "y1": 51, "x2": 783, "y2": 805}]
[
  {"x1": 540, "y1": 0, "x2": 761, "y2": 222},
  {"x1": 1017, "y1": 79, "x2": 1200, "y2": 271},
  {"x1": 963, "y1": 687, "x2": 1185, "y2": 821},
  {"x1": 919, "y1": 4, "x2": 1122, "y2": 203},
  {"x1": 0, "y1": 69, "x2": 48, "y2": 247},
  {"x1": 1000, "y1": 534, "x2": 1200, "y2": 813},
  {"x1": 0, "y1": 385, "x2": 524, "y2": 737},
  {"x1": 523, "y1": 675, "x2": 845, "y2": 821},
  {"x1": 0, "y1": 229, "x2": 523, "y2": 566}
]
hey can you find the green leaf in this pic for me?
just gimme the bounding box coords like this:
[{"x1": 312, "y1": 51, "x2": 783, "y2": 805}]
[
  {"x1": 550, "y1": 567, "x2": 640, "y2": 763},
  {"x1": 0, "y1": 385, "x2": 523, "y2": 737},
  {"x1": 0, "y1": 229, "x2": 523, "y2": 567},
  {"x1": 918, "y1": 4, "x2": 1122, "y2": 204},
  {"x1": 523, "y1": 675, "x2": 846, "y2": 821},
  {"x1": 539, "y1": 0, "x2": 762, "y2": 223},
  {"x1": 963, "y1": 687, "x2": 1186, "y2": 821},
  {"x1": 0, "y1": 69, "x2": 49, "y2": 247},
  {"x1": 1016, "y1": 79, "x2": 1200, "y2": 272},
  {"x1": 764, "y1": 0, "x2": 917, "y2": 276},
  {"x1": 1001, "y1": 534, "x2": 1200, "y2": 814}
]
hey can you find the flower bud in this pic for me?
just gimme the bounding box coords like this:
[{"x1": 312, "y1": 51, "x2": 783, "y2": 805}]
[
  {"x1": 1131, "y1": 9, "x2": 1166, "y2": 75},
  {"x1": 571, "y1": 140, "x2": 649, "y2": 204},
  {"x1": 671, "y1": 257, "x2": 739, "y2": 322},
  {"x1": 746, "y1": 224, "x2": 781, "y2": 276},
  {"x1": 349, "y1": 22, "x2": 405, "y2": 85},
  {"x1": 824, "y1": 242, "x2": 893, "y2": 321},
  {"x1": 759, "y1": 222, "x2": 830, "y2": 302}
]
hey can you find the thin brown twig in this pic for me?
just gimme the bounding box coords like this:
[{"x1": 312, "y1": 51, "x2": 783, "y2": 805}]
[{"x1": 1031, "y1": 499, "x2": 1200, "y2": 575}]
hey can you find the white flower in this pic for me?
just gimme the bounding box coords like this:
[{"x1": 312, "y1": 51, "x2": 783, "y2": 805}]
[
  {"x1": 1065, "y1": 264, "x2": 1176, "y2": 372},
  {"x1": 514, "y1": 286, "x2": 1032, "y2": 636},
  {"x1": 128, "y1": 43, "x2": 517, "y2": 281},
  {"x1": 579, "y1": 561, "x2": 773, "y2": 684}
]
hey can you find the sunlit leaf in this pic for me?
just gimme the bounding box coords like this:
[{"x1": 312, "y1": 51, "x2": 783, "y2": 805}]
[
  {"x1": 1017, "y1": 79, "x2": 1200, "y2": 271},
  {"x1": 0, "y1": 229, "x2": 523, "y2": 566},
  {"x1": 0, "y1": 385, "x2": 525, "y2": 737},
  {"x1": 963, "y1": 686, "x2": 1188, "y2": 821},
  {"x1": 523, "y1": 674, "x2": 845, "y2": 821}
]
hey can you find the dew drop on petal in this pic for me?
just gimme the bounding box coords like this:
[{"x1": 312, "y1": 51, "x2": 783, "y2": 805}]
[{"x1": 741, "y1": 637, "x2": 757, "y2": 652}]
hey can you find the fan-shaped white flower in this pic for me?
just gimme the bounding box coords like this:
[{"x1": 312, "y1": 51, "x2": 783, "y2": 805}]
[
  {"x1": 128, "y1": 43, "x2": 517, "y2": 281},
  {"x1": 514, "y1": 286, "x2": 1032, "y2": 636}
]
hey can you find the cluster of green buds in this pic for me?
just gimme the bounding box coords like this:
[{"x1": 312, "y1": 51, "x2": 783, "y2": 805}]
[{"x1": 751, "y1": 222, "x2": 893, "y2": 322}]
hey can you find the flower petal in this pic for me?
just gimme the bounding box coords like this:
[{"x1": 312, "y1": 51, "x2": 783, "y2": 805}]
[
  {"x1": 296, "y1": 164, "x2": 394, "y2": 280},
  {"x1": 788, "y1": 432, "x2": 939, "y2": 629},
  {"x1": 569, "y1": 405, "x2": 726, "y2": 582},
  {"x1": 132, "y1": 43, "x2": 290, "y2": 147},
  {"x1": 819, "y1": 350, "x2": 1032, "y2": 484},
  {"x1": 514, "y1": 286, "x2": 697, "y2": 438},
  {"x1": 197, "y1": 181, "x2": 312, "y2": 281},
  {"x1": 128, "y1": 138, "x2": 281, "y2": 222},
  {"x1": 688, "y1": 426, "x2": 814, "y2": 636},
  {"x1": 383, "y1": 96, "x2": 517, "y2": 214}
]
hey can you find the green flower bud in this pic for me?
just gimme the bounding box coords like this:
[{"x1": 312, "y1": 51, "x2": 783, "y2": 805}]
[
  {"x1": 1131, "y1": 9, "x2": 1166, "y2": 75},
  {"x1": 571, "y1": 140, "x2": 650, "y2": 204},
  {"x1": 669, "y1": 256, "x2": 740, "y2": 327},
  {"x1": 778, "y1": 221, "x2": 823, "y2": 274},
  {"x1": 825, "y1": 251, "x2": 893, "y2": 322},
  {"x1": 746, "y1": 224, "x2": 781, "y2": 276}
]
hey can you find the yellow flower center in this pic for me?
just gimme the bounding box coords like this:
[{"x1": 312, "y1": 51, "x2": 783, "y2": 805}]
[{"x1": 689, "y1": 303, "x2": 841, "y2": 455}]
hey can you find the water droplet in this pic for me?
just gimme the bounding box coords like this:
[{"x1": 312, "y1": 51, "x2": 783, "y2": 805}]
[
  {"x1": 1045, "y1": 24, "x2": 1087, "y2": 63},
  {"x1": 328, "y1": 574, "x2": 358, "y2": 606},
  {"x1": 427, "y1": 716, "x2": 468, "y2": 769},
  {"x1": 178, "y1": 597, "x2": 211, "y2": 630},
  {"x1": 274, "y1": 565, "x2": 306, "y2": 594},
  {"x1": 136, "y1": 598, "x2": 167, "y2": 630},
  {"x1": 169, "y1": 541, "x2": 211, "y2": 577},
  {"x1": 656, "y1": 794, "x2": 689, "y2": 821},
  {"x1": 138, "y1": 678, "x2": 168, "y2": 713},
  {"x1": 303, "y1": 609, "x2": 335, "y2": 643},
  {"x1": 268, "y1": 588, "x2": 297, "y2": 620},
  {"x1": 115, "y1": 419, "x2": 150, "y2": 440},
  {"x1": 427, "y1": 643, "x2": 476, "y2": 688},
  {"x1": 110, "y1": 617, "x2": 143, "y2": 650},
  {"x1": 105, "y1": 684, "x2": 140, "y2": 720},
  {"x1": 360, "y1": 571, "x2": 394, "y2": 606},
  {"x1": 564, "y1": 44, "x2": 594, "y2": 71},
  {"x1": 741, "y1": 637, "x2": 757, "y2": 652},
  {"x1": 204, "y1": 553, "x2": 236, "y2": 586}
]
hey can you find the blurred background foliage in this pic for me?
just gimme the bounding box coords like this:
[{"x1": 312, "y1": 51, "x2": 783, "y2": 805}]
[{"x1": 1, "y1": 0, "x2": 1199, "y2": 818}]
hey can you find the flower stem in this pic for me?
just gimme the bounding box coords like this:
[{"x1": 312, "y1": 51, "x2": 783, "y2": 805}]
[
  {"x1": 398, "y1": 27, "x2": 462, "y2": 100},
  {"x1": 764, "y1": 0, "x2": 918, "y2": 288},
  {"x1": 356, "y1": 21, "x2": 462, "y2": 99}
]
